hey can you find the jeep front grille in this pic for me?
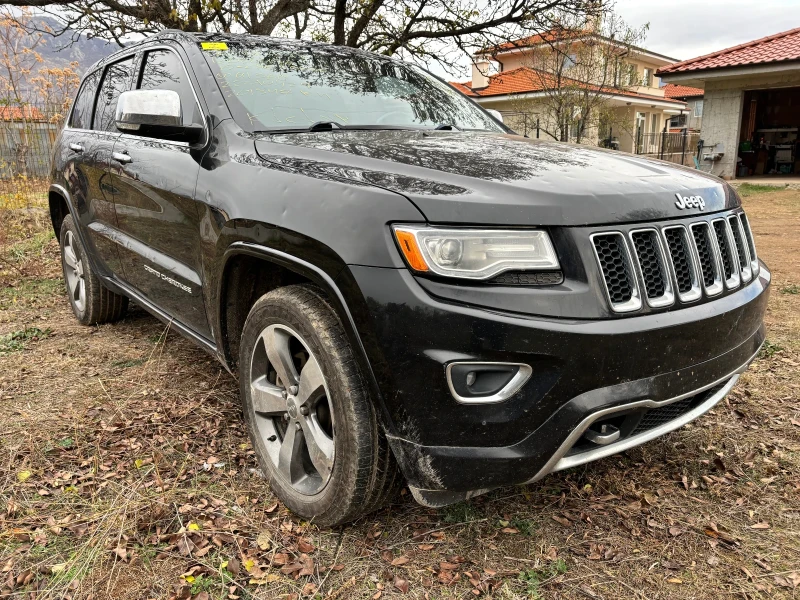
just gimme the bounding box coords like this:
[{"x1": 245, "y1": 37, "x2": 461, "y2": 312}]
[{"x1": 593, "y1": 210, "x2": 757, "y2": 313}]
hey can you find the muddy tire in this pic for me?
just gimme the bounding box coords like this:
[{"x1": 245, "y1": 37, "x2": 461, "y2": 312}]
[
  {"x1": 59, "y1": 215, "x2": 128, "y2": 325},
  {"x1": 239, "y1": 284, "x2": 399, "y2": 526}
]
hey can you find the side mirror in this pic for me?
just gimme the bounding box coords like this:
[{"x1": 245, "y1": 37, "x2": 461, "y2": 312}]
[
  {"x1": 487, "y1": 109, "x2": 503, "y2": 123},
  {"x1": 115, "y1": 89, "x2": 203, "y2": 144}
]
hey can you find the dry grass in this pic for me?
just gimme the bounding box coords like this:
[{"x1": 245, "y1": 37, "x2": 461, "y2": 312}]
[{"x1": 0, "y1": 190, "x2": 798, "y2": 600}]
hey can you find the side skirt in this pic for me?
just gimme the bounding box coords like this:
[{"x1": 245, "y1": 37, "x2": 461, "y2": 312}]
[{"x1": 100, "y1": 274, "x2": 227, "y2": 371}]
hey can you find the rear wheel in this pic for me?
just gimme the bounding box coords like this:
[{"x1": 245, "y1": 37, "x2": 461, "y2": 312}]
[
  {"x1": 60, "y1": 215, "x2": 128, "y2": 325},
  {"x1": 239, "y1": 284, "x2": 399, "y2": 526}
]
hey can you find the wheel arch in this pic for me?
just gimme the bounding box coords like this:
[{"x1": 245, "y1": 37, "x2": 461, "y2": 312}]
[
  {"x1": 217, "y1": 242, "x2": 395, "y2": 430},
  {"x1": 48, "y1": 185, "x2": 72, "y2": 242}
]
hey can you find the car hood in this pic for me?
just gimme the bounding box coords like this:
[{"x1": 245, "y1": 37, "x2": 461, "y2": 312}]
[{"x1": 254, "y1": 130, "x2": 736, "y2": 226}]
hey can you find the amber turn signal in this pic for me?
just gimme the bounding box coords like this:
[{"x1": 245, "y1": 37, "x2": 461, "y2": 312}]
[{"x1": 394, "y1": 229, "x2": 429, "y2": 272}]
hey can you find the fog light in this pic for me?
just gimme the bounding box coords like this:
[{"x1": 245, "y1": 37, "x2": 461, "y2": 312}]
[{"x1": 446, "y1": 362, "x2": 532, "y2": 404}]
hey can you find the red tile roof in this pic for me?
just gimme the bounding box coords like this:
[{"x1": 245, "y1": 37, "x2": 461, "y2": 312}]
[
  {"x1": 0, "y1": 105, "x2": 45, "y2": 121},
  {"x1": 657, "y1": 27, "x2": 800, "y2": 75},
  {"x1": 450, "y1": 67, "x2": 686, "y2": 106},
  {"x1": 663, "y1": 84, "x2": 704, "y2": 99},
  {"x1": 483, "y1": 28, "x2": 588, "y2": 53}
]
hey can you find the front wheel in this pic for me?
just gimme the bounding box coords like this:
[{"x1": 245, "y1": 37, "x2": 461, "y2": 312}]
[{"x1": 239, "y1": 285, "x2": 398, "y2": 526}]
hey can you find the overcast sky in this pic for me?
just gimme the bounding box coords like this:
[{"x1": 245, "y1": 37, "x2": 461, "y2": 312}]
[
  {"x1": 438, "y1": 0, "x2": 800, "y2": 80},
  {"x1": 615, "y1": 0, "x2": 800, "y2": 61}
]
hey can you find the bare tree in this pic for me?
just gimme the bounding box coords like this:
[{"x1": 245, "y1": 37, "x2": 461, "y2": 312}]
[
  {"x1": 0, "y1": 7, "x2": 47, "y2": 103},
  {"x1": 2, "y1": 0, "x2": 606, "y2": 74},
  {"x1": 506, "y1": 11, "x2": 647, "y2": 143}
]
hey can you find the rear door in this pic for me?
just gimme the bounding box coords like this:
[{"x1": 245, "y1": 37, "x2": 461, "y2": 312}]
[
  {"x1": 108, "y1": 46, "x2": 210, "y2": 337},
  {"x1": 59, "y1": 58, "x2": 135, "y2": 277}
]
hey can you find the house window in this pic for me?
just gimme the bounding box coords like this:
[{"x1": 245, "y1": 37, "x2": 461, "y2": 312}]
[
  {"x1": 670, "y1": 114, "x2": 687, "y2": 128},
  {"x1": 642, "y1": 68, "x2": 652, "y2": 87},
  {"x1": 651, "y1": 113, "x2": 659, "y2": 134},
  {"x1": 693, "y1": 100, "x2": 704, "y2": 118},
  {"x1": 563, "y1": 53, "x2": 577, "y2": 70},
  {"x1": 627, "y1": 64, "x2": 637, "y2": 86}
]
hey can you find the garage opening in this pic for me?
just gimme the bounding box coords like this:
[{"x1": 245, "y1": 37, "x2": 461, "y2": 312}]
[{"x1": 737, "y1": 87, "x2": 800, "y2": 180}]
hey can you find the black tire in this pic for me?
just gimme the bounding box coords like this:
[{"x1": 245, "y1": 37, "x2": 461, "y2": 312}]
[
  {"x1": 239, "y1": 284, "x2": 399, "y2": 526},
  {"x1": 59, "y1": 215, "x2": 128, "y2": 325}
]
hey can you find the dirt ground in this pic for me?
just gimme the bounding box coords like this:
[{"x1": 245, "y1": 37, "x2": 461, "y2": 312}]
[{"x1": 0, "y1": 186, "x2": 798, "y2": 600}]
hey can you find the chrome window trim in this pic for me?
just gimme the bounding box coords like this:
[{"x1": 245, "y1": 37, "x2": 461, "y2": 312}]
[
  {"x1": 711, "y1": 217, "x2": 741, "y2": 290},
  {"x1": 688, "y1": 221, "x2": 724, "y2": 297},
  {"x1": 738, "y1": 212, "x2": 759, "y2": 278},
  {"x1": 589, "y1": 231, "x2": 642, "y2": 313},
  {"x1": 63, "y1": 44, "x2": 208, "y2": 147},
  {"x1": 728, "y1": 215, "x2": 752, "y2": 283},
  {"x1": 628, "y1": 227, "x2": 675, "y2": 308},
  {"x1": 445, "y1": 362, "x2": 532, "y2": 404},
  {"x1": 660, "y1": 224, "x2": 702, "y2": 303}
]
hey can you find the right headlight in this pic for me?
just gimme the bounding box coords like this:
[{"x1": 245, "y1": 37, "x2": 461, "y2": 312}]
[{"x1": 392, "y1": 225, "x2": 560, "y2": 280}]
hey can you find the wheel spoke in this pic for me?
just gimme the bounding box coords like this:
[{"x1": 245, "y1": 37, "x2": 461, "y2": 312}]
[
  {"x1": 277, "y1": 423, "x2": 304, "y2": 483},
  {"x1": 250, "y1": 375, "x2": 286, "y2": 416},
  {"x1": 296, "y1": 354, "x2": 325, "y2": 407},
  {"x1": 299, "y1": 416, "x2": 334, "y2": 480},
  {"x1": 263, "y1": 327, "x2": 299, "y2": 388},
  {"x1": 64, "y1": 244, "x2": 78, "y2": 270},
  {"x1": 70, "y1": 274, "x2": 81, "y2": 300}
]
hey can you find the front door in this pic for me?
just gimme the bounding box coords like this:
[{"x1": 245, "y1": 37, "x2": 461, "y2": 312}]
[{"x1": 109, "y1": 47, "x2": 210, "y2": 337}]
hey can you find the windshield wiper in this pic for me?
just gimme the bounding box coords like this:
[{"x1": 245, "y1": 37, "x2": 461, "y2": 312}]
[
  {"x1": 255, "y1": 123, "x2": 419, "y2": 135},
  {"x1": 433, "y1": 123, "x2": 460, "y2": 131}
]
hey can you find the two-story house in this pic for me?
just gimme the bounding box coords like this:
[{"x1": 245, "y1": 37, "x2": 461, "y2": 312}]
[{"x1": 450, "y1": 29, "x2": 689, "y2": 154}]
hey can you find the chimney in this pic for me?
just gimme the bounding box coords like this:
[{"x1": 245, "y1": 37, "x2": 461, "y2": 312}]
[{"x1": 471, "y1": 60, "x2": 492, "y2": 89}]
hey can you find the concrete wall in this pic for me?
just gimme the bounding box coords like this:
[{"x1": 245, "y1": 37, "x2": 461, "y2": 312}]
[{"x1": 698, "y1": 70, "x2": 800, "y2": 179}]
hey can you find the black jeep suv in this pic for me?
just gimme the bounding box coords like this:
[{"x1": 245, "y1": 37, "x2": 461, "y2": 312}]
[{"x1": 50, "y1": 31, "x2": 769, "y2": 526}]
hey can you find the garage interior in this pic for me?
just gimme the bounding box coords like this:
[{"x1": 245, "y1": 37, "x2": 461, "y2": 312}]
[{"x1": 737, "y1": 86, "x2": 800, "y2": 179}]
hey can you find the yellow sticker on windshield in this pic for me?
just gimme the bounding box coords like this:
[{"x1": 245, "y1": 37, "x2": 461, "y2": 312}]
[{"x1": 201, "y1": 42, "x2": 228, "y2": 50}]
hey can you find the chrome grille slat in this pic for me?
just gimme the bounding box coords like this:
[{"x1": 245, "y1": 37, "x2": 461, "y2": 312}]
[
  {"x1": 712, "y1": 218, "x2": 741, "y2": 289},
  {"x1": 591, "y1": 232, "x2": 642, "y2": 313},
  {"x1": 629, "y1": 229, "x2": 674, "y2": 308},
  {"x1": 689, "y1": 221, "x2": 724, "y2": 297},
  {"x1": 739, "y1": 213, "x2": 759, "y2": 277},
  {"x1": 728, "y1": 215, "x2": 752, "y2": 282},
  {"x1": 661, "y1": 225, "x2": 702, "y2": 303}
]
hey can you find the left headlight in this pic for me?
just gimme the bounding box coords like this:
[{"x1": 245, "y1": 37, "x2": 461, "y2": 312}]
[{"x1": 392, "y1": 225, "x2": 560, "y2": 280}]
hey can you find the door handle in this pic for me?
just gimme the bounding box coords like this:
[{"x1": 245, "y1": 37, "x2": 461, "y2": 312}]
[
  {"x1": 69, "y1": 143, "x2": 84, "y2": 153},
  {"x1": 112, "y1": 151, "x2": 132, "y2": 164}
]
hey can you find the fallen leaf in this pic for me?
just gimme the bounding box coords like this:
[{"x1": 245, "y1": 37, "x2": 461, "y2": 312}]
[
  {"x1": 391, "y1": 556, "x2": 409, "y2": 566},
  {"x1": 256, "y1": 530, "x2": 271, "y2": 550},
  {"x1": 393, "y1": 576, "x2": 409, "y2": 593},
  {"x1": 16, "y1": 471, "x2": 31, "y2": 483},
  {"x1": 750, "y1": 522, "x2": 770, "y2": 530},
  {"x1": 297, "y1": 538, "x2": 314, "y2": 553}
]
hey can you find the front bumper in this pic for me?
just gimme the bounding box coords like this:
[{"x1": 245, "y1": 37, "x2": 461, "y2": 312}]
[{"x1": 345, "y1": 262, "x2": 770, "y2": 504}]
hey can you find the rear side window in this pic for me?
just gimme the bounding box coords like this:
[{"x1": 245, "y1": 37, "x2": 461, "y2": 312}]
[
  {"x1": 138, "y1": 49, "x2": 202, "y2": 127},
  {"x1": 69, "y1": 70, "x2": 100, "y2": 129},
  {"x1": 93, "y1": 56, "x2": 136, "y2": 132}
]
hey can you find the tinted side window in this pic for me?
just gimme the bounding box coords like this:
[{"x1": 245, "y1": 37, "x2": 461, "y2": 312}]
[
  {"x1": 138, "y1": 50, "x2": 202, "y2": 126},
  {"x1": 69, "y1": 70, "x2": 100, "y2": 129},
  {"x1": 93, "y1": 56, "x2": 136, "y2": 132}
]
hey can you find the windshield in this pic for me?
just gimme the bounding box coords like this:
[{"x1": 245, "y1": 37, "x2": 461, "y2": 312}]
[{"x1": 201, "y1": 40, "x2": 503, "y2": 133}]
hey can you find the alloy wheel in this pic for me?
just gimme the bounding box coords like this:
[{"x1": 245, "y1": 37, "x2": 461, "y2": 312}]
[
  {"x1": 63, "y1": 230, "x2": 86, "y2": 313},
  {"x1": 249, "y1": 324, "x2": 335, "y2": 495}
]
